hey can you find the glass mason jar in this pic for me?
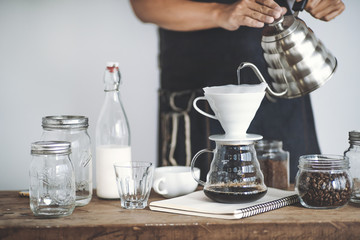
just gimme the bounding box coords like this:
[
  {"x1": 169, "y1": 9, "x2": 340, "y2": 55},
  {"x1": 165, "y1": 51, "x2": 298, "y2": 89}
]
[
  {"x1": 295, "y1": 154, "x2": 352, "y2": 209},
  {"x1": 42, "y1": 115, "x2": 92, "y2": 206},
  {"x1": 29, "y1": 141, "x2": 75, "y2": 217},
  {"x1": 344, "y1": 131, "x2": 360, "y2": 204},
  {"x1": 255, "y1": 140, "x2": 289, "y2": 189}
]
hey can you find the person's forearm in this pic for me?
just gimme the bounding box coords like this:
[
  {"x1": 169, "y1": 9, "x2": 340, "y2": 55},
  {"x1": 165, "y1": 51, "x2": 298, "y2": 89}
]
[
  {"x1": 130, "y1": 0, "x2": 223, "y2": 31},
  {"x1": 130, "y1": 0, "x2": 286, "y2": 31}
]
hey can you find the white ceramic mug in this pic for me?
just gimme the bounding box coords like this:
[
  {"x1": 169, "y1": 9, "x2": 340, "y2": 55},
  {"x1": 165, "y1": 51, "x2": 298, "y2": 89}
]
[{"x1": 152, "y1": 166, "x2": 200, "y2": 198}]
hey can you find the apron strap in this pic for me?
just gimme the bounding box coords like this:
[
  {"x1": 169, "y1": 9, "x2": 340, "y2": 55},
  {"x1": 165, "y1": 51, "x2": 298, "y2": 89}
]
[{"x1": 160, "y1": 89, "x2": 197, "y2": 166}]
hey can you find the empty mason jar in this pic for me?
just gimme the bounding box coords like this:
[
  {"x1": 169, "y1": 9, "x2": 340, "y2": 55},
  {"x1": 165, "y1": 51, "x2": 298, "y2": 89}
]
[
  {"x1": 29, "y1": 141, "x2": 75, "y2": 217},
  {"x1": 42, "y1": 115, "x2": 92, "y2": 206},
  {"x1": 295, "y1": 154, "x2": 352, "y2": 209}
]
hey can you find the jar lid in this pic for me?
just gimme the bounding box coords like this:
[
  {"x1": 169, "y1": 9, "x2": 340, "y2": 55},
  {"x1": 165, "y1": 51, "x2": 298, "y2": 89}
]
[
  {"x1": 255, "y1": 140, "x2": 283, "y2": 149},
  {"x1": 42, "y1": 115, "x2": 89, "y2": 130},
  {"x1": 262, "y1": 15, "x2": 298, "y2": 42},
  {"x1": 31, "y1": 141, "x2": 71, "y2": 155},
  {"x1": 349, "y1": 131, "x2": 360, "y2": 141},
  {"x1": 298, "y1": 154, "x2": 349, "y2": 170}
]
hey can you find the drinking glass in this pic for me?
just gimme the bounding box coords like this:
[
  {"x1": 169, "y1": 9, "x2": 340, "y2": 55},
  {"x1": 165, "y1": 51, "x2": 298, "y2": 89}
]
[{"x1": 113, "y1": 161, "x2": 154, "y2": 209}]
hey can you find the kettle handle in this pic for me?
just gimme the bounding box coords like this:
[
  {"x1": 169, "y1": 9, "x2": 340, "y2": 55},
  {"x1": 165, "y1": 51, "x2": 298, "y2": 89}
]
[
  {"x1": 292, "y1": 0, "x2": 308, "y2": 16},
  {"x1": 237, "y1": 62, "x2": 288, "y2": 97},
  {"x1": 292, "y1": 0, "x2": 308, "y2": 12}
]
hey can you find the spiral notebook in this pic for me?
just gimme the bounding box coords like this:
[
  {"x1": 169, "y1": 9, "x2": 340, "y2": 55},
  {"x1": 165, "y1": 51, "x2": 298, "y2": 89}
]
[{"x1": 149, "y1": 188, "x2": 299, "y2": 220}]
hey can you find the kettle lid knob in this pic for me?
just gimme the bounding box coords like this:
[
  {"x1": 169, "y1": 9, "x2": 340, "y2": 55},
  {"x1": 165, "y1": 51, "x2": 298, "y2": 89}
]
[
  {"x1": 262, "y1": 14, "x2": 298, "y2": 42},
  {"x1": 268, "y1": 16, "x2": 285, "y2": 31}
]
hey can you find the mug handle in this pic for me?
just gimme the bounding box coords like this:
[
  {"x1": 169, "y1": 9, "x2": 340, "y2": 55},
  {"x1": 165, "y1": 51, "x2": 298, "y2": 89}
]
[
  {"x1": 191, "y1": 149, "x2": 213, "y2": 186},
  {"x1": 193, "y1": 97, "x2": 217, "y2": 120},
  {"x1": 152, "y1": 177, "x2": 168, "y2": 195}
]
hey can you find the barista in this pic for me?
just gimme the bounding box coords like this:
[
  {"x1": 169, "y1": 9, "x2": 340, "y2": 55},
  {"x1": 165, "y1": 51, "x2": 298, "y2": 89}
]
[{"x1": 129, "y1": 0, "x2": 345, "y2": 182}]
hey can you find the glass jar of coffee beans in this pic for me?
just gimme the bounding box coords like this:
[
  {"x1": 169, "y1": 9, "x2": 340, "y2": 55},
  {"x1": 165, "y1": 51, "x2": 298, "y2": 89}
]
[{"x1": 295, "y1": 154, "x2": 352, "y2": 209}]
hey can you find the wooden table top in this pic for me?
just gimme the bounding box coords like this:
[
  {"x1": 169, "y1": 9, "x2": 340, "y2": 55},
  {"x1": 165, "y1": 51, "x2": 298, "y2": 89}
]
[{"x1": 0, "y1": 190, "x2": 360, "y2": 240}]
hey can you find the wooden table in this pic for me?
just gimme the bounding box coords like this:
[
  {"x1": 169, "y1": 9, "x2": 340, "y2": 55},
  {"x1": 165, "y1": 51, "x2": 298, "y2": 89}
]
[{"x1": 0, "y1": 190, "x2": 360, "y2": 240}]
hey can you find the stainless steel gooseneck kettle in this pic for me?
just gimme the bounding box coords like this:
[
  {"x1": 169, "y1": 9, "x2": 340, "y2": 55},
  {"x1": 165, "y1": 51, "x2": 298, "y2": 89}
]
[{"x1": 260, "y1": 0, "x2": 337, "y2": 99}]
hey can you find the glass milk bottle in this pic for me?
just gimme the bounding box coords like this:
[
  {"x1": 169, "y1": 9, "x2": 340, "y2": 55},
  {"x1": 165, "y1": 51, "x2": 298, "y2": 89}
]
[
  {"x1": 96, "y1": 62, "x2": 131, "y2": 199},
  {"x1": 344, "y1": 131, "x2": 360, "y2": 204}
]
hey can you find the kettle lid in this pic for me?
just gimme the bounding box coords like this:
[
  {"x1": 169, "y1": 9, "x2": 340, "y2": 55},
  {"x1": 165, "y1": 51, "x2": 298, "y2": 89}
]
[{"x1": 262, "y1": 15, "x2": 299, "y2": 42}]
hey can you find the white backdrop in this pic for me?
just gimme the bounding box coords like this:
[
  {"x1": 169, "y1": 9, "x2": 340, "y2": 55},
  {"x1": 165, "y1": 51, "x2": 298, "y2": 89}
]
[{"x1": 0, "y1": 0, "x2": 359, "y2": 190}]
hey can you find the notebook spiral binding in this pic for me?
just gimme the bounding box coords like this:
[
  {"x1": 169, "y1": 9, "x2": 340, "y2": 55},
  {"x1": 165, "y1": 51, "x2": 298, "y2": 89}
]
[{"x1": 236, "y1": 195, "x2": 299, "y2": 218}]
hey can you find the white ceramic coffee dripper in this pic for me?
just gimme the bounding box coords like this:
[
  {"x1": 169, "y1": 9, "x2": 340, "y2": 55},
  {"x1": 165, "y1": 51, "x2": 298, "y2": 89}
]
[{"x1": 193, "y1": 83, "x2": 267, "y2": 140}]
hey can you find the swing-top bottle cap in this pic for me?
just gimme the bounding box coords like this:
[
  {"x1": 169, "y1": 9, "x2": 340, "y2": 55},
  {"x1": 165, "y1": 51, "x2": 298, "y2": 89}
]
[
  {"x1": 104, "y1": 61, "x2": 121, "y2": 91},
  {"x1": 106, "y1": 62, "x2": 119, "y2": 67}
]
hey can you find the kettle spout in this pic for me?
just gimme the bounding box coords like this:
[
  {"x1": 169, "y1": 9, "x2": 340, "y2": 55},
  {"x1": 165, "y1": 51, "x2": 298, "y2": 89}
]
[{"x1": 237, "y1": 62, "x2": 288, "y2": 97}]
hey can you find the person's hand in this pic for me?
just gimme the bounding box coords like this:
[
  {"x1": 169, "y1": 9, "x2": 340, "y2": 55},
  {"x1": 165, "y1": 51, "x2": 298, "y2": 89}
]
[
  {"x1": 298, "y1": 0, "x2": 345, "y2": 21},
  {"x1": 215, "y1": 0, "x2": 287, "y2": 30}
]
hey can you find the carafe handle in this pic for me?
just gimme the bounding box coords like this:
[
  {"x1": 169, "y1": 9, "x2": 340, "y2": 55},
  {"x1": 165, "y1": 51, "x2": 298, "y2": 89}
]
[
  {"x1": 191, "y1": 149, "x2": 213, "y2": 186},
  {"x1": 238, "y1": 62, "x2": 288, "y2": 97},
  {"x1": 193, "y1": 97, "x2": 217, "y2": 120}
]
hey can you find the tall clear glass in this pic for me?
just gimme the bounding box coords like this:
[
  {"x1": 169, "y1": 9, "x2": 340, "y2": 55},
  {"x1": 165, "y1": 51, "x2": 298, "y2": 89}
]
[
  {"x1": 42, "y1": 115, "x2": 92, "y2": 206},
  {"x1": 96, "y1": 62, "x2": 131, "y2": 199}
]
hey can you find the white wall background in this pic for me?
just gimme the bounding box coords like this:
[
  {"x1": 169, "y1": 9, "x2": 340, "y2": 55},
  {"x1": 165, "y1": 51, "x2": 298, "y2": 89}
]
[{"x1": 0, "y1": 0, "x2": 359, "y2": 190}]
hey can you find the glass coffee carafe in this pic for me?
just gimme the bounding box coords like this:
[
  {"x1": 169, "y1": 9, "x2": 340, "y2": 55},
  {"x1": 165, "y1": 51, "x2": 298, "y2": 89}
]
[{"x1": 191, "y1": 136, "x2": 267, "y2": 203}]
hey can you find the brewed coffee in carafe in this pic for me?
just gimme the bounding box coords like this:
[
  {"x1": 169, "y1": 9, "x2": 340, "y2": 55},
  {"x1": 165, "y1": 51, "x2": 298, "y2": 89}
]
[
  {"x1": 191, "y1": 81, "x2": 268, "y2": 203},
  {"x1": 194, "y1": 140, "x2": 267, "y2": 203}
]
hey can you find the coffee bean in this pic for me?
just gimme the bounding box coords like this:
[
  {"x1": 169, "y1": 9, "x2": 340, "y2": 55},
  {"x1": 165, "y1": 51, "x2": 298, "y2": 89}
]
[{"x1": 297, "y1": 171, "x2": 351, "y2": 208}]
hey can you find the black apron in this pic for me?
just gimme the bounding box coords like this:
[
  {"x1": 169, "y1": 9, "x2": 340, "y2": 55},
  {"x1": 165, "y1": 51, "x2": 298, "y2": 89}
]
[{"x1": 158, "y1": 0, "x2": 321, "y2": 182}]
